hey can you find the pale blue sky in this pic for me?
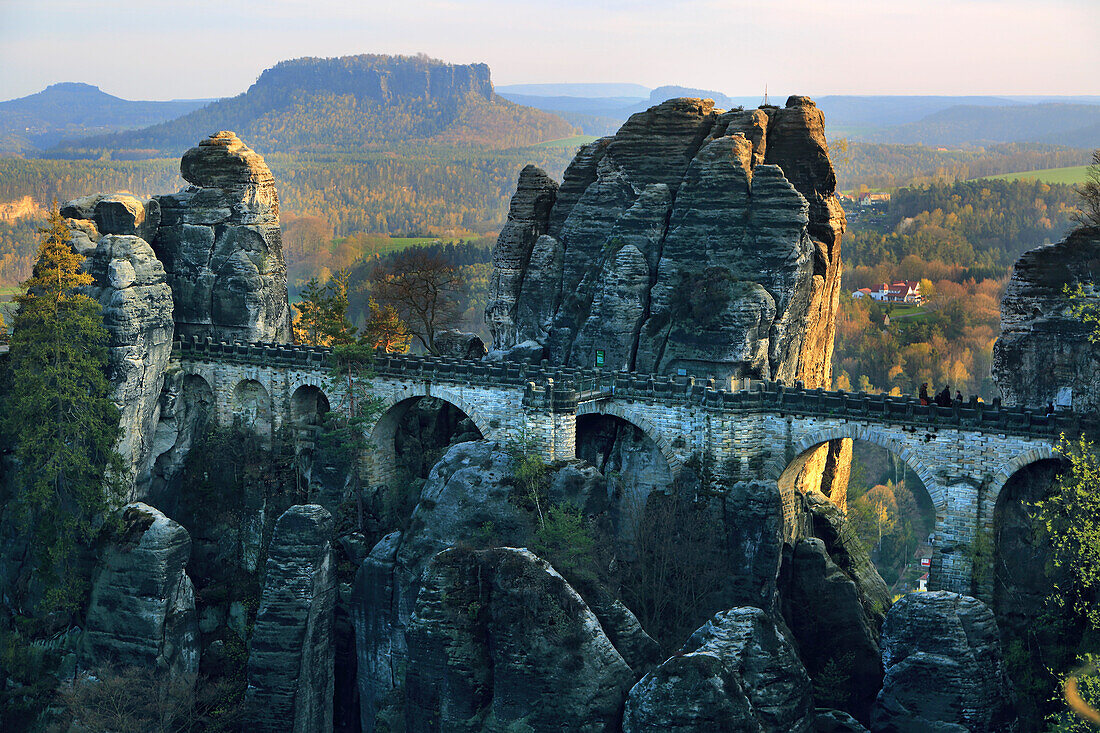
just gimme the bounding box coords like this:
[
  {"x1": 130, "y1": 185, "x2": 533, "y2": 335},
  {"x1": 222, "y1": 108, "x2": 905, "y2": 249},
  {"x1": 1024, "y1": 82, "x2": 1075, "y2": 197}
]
[{"x1": 0, "y1": 0, "x2": 1097, "y2": 101}]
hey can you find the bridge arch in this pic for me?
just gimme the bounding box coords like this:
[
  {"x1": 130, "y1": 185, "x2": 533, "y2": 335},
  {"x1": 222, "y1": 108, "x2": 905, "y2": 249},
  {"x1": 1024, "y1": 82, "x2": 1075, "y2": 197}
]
[
  {"x1": 365, "y1": 389, "x2": 492, "y2": 486},
  {"x1": 774, "y1": 425, "x2": 942, "y2": 583},
  {"x1": 232, "y1": 378, "x2": 273, "y2": 441},
  {"x1": 575, "y1": 401, "x2": 680, "y2": 475},
  {"x1": 987, "y1": 445, "x2": 1059, "y2": 512},
  {"x1": 772, "y1": 424, "x2": 941, "y2": 504},
  {"x1": 290, "y1": 384, "x2": 331, "y2": 451}
]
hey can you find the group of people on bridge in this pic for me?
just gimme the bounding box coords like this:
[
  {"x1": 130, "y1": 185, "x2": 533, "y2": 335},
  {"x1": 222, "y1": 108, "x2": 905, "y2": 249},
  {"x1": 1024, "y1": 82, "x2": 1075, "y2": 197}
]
[{"x1": 919, "y1": 383, "x2": 963, "y2": 408}]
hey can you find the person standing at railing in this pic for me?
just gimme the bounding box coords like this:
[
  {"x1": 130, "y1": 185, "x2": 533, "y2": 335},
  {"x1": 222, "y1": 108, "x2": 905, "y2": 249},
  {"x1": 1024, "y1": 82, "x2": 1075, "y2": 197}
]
[{"x1": 919, "y1": 383, "x2": 930, "y2": 406}]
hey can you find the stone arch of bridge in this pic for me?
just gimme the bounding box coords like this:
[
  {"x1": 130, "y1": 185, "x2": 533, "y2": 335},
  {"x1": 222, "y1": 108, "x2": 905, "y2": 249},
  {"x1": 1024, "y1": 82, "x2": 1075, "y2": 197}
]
[
  {"x1": 290, "y1": 384, "x2": 332, "y2": 452},
  {"x1": 575, "y1": 401, "x2": 681, "y2": 475},
  {"x1": 771, "y1": 424, "x2": 942, "y2": 542},
  {"x1": 232, "y1": 378, "x2": 273, "y2": 442},
  {"x1": 987, "y1": 444, "x2": 1059, "y2": 512},
  {"x1": 365, "y1": 388, "x2": 493, "y2": 486}
]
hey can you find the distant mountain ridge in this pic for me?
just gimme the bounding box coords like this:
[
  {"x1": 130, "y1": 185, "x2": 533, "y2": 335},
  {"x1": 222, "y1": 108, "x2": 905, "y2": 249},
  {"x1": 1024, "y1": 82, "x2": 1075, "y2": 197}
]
[
  {"x1": 0, "y1": 82, "x2": 210, "y2": 154},
  {"x1": 49, "y1": 55, "x2": 576, "y2": 158}
]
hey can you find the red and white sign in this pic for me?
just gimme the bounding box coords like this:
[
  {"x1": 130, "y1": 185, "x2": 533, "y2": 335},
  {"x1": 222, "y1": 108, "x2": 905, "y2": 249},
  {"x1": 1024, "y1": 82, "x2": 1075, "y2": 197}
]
[{"x1": 920, "y1": 557, "x2": 931, "y2": 568}]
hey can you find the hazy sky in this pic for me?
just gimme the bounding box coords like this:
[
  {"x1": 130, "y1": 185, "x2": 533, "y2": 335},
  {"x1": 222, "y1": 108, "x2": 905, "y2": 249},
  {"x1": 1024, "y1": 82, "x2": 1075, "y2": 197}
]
[{"x1": 1, "y1": 0, "x2": 1097, "y2": 101}]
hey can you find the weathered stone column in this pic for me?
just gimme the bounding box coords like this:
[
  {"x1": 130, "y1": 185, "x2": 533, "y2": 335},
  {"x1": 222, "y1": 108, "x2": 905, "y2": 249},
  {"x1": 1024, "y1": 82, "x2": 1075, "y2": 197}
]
[{"x1": 245, "y1": 504, "x2": 336, "y2": 733}]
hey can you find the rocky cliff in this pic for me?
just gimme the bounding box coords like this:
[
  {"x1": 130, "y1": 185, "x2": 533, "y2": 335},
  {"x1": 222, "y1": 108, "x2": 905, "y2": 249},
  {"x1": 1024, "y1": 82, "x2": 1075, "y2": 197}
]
[
  {"x1": 56, "y1": 132, "x2": 291, "y2": 499},
  {"x1": 153, "y1": 131, "x2": 290, "y2": 343},
  {"x1": 486, "y1": 95, "x2": 845, "y2": 389},
  {"x1": 993, "y1": 226, "x2": 1100, "y2": 412}
]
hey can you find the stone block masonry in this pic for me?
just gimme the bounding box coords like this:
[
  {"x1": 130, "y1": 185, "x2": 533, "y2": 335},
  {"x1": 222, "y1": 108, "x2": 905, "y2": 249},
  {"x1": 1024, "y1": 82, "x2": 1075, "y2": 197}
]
[{"x1": 175, "y1": 337, "x2": 1068, "y2": 595}]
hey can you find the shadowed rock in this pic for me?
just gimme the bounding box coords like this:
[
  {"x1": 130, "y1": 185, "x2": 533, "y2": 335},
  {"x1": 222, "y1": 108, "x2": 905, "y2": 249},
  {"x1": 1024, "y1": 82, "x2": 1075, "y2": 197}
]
[
  {"x1": 872, "y1": 591, "x2": 1018, "y2": 732},
  {"x1": 405, "y1": 547, "x2": 635, "y2": 732},
  {"x1": 81, "y1": 503, "x2": 198, "y2": 680},
  {"x1": 246, "y1": 504, "x2": 336, "y2": 733},
  {"x1": 623, "y1": 606, "x2": 815, "y2": 732}
]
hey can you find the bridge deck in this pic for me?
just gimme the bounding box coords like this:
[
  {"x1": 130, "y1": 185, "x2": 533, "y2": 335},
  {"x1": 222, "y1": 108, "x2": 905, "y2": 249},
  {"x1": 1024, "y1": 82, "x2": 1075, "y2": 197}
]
[{"x1": 173, "y1": 337, "x2": 1083, "y2": 440}]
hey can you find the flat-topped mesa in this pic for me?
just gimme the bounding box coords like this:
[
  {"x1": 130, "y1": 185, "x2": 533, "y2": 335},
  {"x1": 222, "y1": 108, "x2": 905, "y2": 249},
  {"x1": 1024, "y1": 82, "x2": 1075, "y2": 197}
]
[
  {"x1": 485, "y1": 95, "x2": 846, "y2": 390},
  {"x1": 154, "y1": 131, "x2": 290, "y2": 343}
]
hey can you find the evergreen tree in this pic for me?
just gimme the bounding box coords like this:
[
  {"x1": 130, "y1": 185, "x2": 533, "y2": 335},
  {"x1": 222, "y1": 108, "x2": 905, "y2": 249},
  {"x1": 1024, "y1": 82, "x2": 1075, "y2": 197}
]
[
  {"x1": 291, "y1": 271, "x2": 357, "y2": 346},
  {"x1": 5, "y1": 210, "x2": 121, "y2": 612},
  {"x1": 362, "y1": 297, "x2": 411, "y2": 354}
]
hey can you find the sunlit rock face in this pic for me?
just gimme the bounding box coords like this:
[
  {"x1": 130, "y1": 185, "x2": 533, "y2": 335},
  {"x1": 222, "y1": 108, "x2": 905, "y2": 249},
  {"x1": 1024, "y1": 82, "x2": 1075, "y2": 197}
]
[
  {"x1": 152, "y1": 131, "x2": 290, "y2": 343},
  {"x1": 486, "y1": 95, "x2": 845, "y2": 389}
]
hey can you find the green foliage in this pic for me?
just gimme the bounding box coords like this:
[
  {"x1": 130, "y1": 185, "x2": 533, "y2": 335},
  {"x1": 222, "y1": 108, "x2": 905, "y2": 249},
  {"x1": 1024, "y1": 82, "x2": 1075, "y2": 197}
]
[
  {"x1": 813, "y1": 652, "x2": 855, "y2": 710},
  {"x1": 505, "y1": 438, "x2": 550, "y2": 522},
  {"x1": 846, "y1": 178, "x2": 1079, "y2": 272},
  {"x1": 1038, "y1": 435, "x2": 1100, "y2": 630},
  {"x1": 291, "y1": 270, "x2": 357, "y2": 346},
  {"x1": 1065, "y1": 283, "x2": 1100, "y2": 344},
  {"x1": 533, "y1": 505, "x2": 597, "y2": 580},
  {"x1": 835, "y1": 141, "x2": 1092, "y2": 192},
  {"x1": 4, "y1": 210, "x2": 123, "y2": 614}
]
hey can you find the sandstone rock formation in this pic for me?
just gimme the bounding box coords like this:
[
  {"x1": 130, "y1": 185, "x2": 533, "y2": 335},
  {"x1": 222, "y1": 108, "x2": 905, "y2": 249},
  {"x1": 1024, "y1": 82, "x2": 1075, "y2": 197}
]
[
  {"x1": 405, "y1": 547, "x2": 635, "y2": 732},
  {"x1": 354, "y1": 439, "x2": 654, "y2": 731},
  {"x1": 622, "y1": 606, "x2": 815, "y2": 732},
  {"x1": 993, "y1": 227, "x2": 1100, "y2": 412},
  {"x1": 779, "y1": 537, "x2": 882, "y2": 724},
  {"x1": 59, "y1": 130, "x2": 291, "y2": 498},
  {"x1": 486, "y1": 96, "x2": 845, "y2": 389},
  {"x1": 81, "y1": 503, "x2": 198, "y2": 680},
  {"x1": 153, "y1": 131, "x2": 290, "y2": 343},
  {"x1": 62, "y1": 208, "x2": 175, "y2": 499},
  {"x1": 246, "y1": 504, "x2": 336, "y2": 733},
  {"x1": 872, "y1": 591, "x2": 1018, "y2": 732}
]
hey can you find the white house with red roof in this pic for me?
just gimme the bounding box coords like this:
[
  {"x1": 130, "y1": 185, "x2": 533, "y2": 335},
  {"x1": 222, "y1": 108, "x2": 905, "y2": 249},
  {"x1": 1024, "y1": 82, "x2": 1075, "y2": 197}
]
[{"x1": 852, "y1": 280, "x2": 922, "y2": 305}]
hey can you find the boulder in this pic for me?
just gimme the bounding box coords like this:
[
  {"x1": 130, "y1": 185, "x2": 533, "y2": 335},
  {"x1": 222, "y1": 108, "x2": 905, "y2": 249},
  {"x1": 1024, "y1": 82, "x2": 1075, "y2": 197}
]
[
  {"x1": 81, "y1": 503, "x2": 198, "y2": 680},
  {"x1": 245, "y1": 504, "x2": 336, "y2": 733},
  {"x1": 76, "y1": 233, "x2": 175, "y2": 500},
  {"x1": 993, "y1": 227, "x2": 1100, "y2": 412},
  {"x1": 872, "y1": 591, "x2": 1018, "y2": 732},
  {"x1": 405, "y1": 547, "x2": 635, "y2": 732},
  {"x1": 622, "y1": 607, "x2": 815, "y2": 732},
  {"x1": 432, "y1": 328, "x2": 487, "y2": 359},
  {"x1": 814, "y1": 708, "x2": 869, "y2": 732},
  {"x1": 153, "y1": 131, "x2": 290, "y2": 343}
]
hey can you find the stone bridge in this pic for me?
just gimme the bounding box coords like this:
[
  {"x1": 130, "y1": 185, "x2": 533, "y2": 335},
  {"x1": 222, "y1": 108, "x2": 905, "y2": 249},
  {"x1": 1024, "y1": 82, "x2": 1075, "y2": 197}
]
[{"x1": 173, "y1": 336, "x2": 1081, "y2": 594}]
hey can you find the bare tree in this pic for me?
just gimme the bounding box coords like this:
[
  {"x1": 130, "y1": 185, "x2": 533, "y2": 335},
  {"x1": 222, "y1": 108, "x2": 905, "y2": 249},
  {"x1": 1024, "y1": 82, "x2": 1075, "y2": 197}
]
[
  {"x1": 1074, "y1": 149, "x2": 1100, "y2": 230},
  {"x1": 369, "y1": 250, "x2": 465, "y2": 353}
]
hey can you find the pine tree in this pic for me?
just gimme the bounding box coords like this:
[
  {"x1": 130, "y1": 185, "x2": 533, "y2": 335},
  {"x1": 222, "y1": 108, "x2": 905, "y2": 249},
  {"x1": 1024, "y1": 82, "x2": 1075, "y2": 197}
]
[
  {"x1": 362, "y1": 297, "x2": 411, "y2": 354},
  {"x1": 292, "y1": 271, "x2": 357, "y2": 346},
  {"x1": 5, "y1": 209, "x2": 121, "y2": 612}
]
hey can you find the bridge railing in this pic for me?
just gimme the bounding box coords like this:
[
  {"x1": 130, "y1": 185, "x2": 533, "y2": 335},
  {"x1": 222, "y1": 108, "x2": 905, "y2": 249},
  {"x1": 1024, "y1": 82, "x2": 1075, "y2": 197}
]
[{"x1": 173, "y1": 337, "x2": 1082, "y2": 439}]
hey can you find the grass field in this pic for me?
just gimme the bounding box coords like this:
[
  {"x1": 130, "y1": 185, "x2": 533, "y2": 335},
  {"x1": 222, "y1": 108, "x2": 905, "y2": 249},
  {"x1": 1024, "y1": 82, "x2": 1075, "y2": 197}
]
[
  {"x1": 979, "y1": 165, "x2": 1091, "y2": 185},
  {"x1": 533, "y1": 135, "x2": 600, "y2": 149},
  {"x1": 0, "y1": 285, "x2": 19, "y2": 301}
]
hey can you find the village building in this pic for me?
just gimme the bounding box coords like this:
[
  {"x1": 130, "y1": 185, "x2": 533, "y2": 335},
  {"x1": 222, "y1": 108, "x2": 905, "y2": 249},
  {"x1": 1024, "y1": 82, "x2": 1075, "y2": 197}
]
[{"x1": 852, "y1": 280, "x2": 923, "y2": 305}]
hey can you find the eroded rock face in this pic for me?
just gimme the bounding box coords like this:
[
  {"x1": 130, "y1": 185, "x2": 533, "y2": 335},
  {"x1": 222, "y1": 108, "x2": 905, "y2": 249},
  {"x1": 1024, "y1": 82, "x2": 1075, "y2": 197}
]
[
  {"x1": 61, "y1": 216, "x2": 175, "y2": 500},
  {"x1": 486, "y1": 95, "x2": 845, "y2": 390},
  {"x1": 153, "y1": 131, "x2": 290, "y2": 343},
  {"x1": 353, "y1": 440, "x2": 654, "y2": 731},
  {"x1": 246, "y1": 504, "x2": 336, "y2": 733},
  {"x1": 405, "y1": 547, "x2": 634, "y2": 732},
  {"x1": 81, "y1": 503, "x2": 198, "y2": 680},
  {"x1": 993, "y1": 227, "x2": 1100, "y2": 411},
  {"x1": 872, "y1": 591, "x2": 1018, "y2": 732},
  {"x1": 779, "y1": 537, "x2": 882, "y2": 724},
  {"x1": 622, "y1": 607, "x2": 815, "y2": 733}
]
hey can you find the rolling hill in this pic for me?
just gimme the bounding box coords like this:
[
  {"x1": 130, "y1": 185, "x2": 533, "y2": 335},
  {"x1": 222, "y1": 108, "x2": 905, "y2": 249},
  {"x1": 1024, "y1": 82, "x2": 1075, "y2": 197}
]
[
  {"x1": 0, "y1": 82, "x2": 209, "y2": 154},
  {"x1": 49, "y1": 55, "x2": 577, "y2": 158}
]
